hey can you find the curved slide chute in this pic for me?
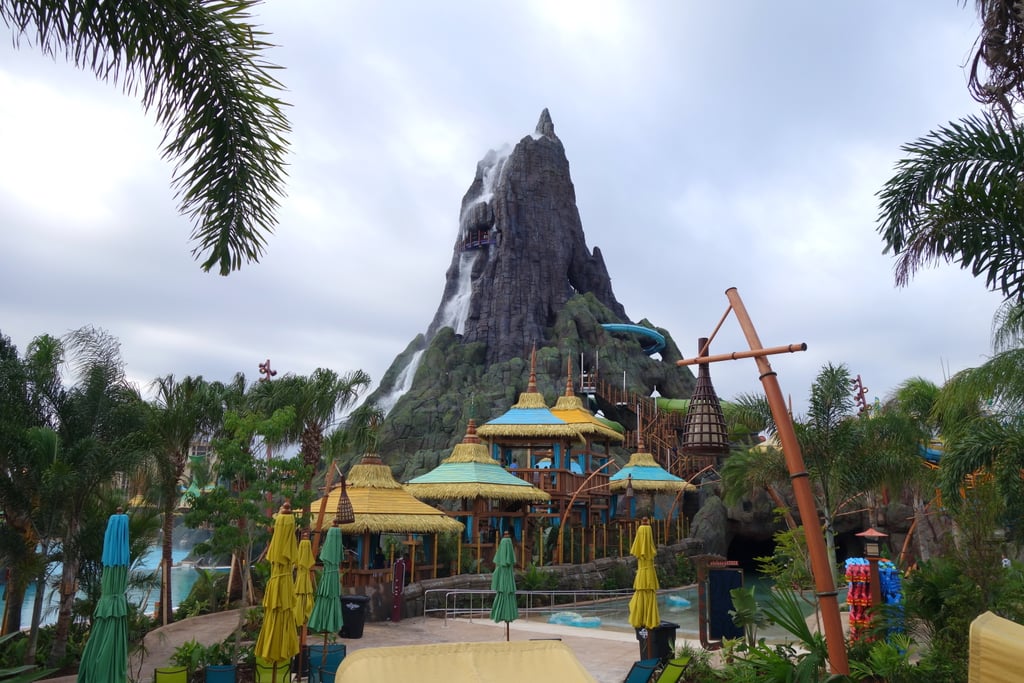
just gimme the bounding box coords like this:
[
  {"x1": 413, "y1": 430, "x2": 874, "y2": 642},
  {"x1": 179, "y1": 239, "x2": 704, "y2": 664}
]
[{"x1": 601, "y1": 323, "x2": 666, "y2": 355}]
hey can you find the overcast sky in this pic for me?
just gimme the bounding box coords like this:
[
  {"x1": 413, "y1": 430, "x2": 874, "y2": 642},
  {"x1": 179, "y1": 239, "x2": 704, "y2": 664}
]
[{"x1": 0, "y1": 2, "x2": 1009, "y2": 419}]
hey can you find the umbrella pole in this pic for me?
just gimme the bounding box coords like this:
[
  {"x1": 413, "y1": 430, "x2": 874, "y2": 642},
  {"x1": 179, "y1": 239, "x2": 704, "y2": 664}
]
[{"x1": 506, "y1": 621, "x2": 509, "y2": 642}]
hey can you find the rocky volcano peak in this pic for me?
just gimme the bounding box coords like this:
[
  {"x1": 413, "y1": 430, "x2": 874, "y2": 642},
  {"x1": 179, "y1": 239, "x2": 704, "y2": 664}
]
[
  {"x1": 425, "y1": 109, "x2": 627, "y2": 365},
  {"x1": 366, "y1": 111, "x2": 694, "y2": 477}
]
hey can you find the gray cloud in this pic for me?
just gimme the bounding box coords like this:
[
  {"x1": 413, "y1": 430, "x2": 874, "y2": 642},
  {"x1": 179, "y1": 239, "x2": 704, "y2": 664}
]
[{"x1": 0, "y1": 1, "x2": 1008, "y2": 419}]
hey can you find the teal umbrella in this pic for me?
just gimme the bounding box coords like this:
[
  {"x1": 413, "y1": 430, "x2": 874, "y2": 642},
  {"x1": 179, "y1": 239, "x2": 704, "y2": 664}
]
[
  {"x1": 307, "y1": 525, "x2": 344, "y2": 670},
  {"x1": 78, "y1": 510, "x2": 130, "y2": 683},
  {"x1": 490, "y1": 532, "x2": 519, "y2": 641}
]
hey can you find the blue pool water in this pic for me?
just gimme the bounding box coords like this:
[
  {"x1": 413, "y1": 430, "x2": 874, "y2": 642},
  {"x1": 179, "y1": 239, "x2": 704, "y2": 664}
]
[{"x1": 0, "y1": 546, "x2": 212, "y2": 627}]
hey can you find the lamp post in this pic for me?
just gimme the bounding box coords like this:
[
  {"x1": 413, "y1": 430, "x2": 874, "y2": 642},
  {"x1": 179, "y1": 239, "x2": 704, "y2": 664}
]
[
  {"x1": 677, "y1": 287, "x2": 849, "y2": 675},
  {"x1": 856, "y1": 527, "x2": 888, "y2": 612}
]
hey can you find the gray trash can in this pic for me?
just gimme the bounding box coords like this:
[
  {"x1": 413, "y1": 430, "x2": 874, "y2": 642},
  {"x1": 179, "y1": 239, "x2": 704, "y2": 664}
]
[{"x1": 339, "y1": 594, "x2": 371, "y2": 638}]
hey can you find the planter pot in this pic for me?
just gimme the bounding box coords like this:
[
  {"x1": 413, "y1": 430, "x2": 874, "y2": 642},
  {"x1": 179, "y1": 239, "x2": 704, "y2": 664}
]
[
  {"x1": 308, "y1": 642, "x2": 346, "y2": 683},
  {"x1": 204, "y1": 665, "x2": 237, "y2": 683}
]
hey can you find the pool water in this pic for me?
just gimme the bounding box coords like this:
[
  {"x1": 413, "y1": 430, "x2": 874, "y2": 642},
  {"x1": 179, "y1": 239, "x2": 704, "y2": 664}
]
[{"x1": 544, "y1": 580, "x2": 835, "y2": 644}]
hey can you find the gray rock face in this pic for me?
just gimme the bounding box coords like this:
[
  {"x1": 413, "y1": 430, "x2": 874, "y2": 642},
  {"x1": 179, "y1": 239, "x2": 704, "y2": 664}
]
[
  {"x1": 366, "y1": 111, "x2": 696, "y2": 473},
  {"x1": 426, "y1": 108, "x2": 627, "y2": 366},
  {"x1": 689, "y1": 495, "x2": 730, "y2": 558}
]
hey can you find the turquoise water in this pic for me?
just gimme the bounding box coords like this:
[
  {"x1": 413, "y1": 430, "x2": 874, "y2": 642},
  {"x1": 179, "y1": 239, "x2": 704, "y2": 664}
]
[
  {"x1": 0, "y1": 546, "x2": 208, "y2": 627},
  {"x1": 546, "y1": 581, "x2": 836, "y2": 643}
]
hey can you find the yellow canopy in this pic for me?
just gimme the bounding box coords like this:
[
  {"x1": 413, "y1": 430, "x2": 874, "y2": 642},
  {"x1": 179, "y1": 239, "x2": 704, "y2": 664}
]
[
  {"x1": 334, "y1": 640, "x2": 595, "y2": 682},
  {"x1": 970, "y1": 611, "x2": 1024, "y2": 682}
]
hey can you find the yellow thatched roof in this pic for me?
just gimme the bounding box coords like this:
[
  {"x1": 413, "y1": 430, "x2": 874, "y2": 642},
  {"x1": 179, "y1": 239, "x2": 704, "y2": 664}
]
[
  {"x1": 551, "y1": 395, "x2": 625, "y2": 442},
  {"x1": 309, "y1": 485, "x2": 464, "y2": 534},
  {"x1": 309, "y1": 453, "x2": 464, "y2": 534}
]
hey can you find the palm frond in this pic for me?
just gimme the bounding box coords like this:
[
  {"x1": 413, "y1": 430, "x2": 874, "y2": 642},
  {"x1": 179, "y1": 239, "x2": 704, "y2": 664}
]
[
  {"x1": 1, "y1": 0, "x2": 291, "y2": 274},
  {"x1": 877, "y1": 113, "x2": 1024, "y2": 300}
]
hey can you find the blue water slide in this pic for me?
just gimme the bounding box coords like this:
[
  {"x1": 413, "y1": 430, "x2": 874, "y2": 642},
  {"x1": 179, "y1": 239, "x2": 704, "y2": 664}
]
[{"x1": 601, "y1": 323, "x2": 666, "y2": 355}]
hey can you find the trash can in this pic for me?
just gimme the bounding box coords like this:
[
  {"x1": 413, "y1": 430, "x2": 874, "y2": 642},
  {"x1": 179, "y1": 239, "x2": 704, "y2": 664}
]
[
  {"x1": 636, "y1": 621, "x2": 679, "y2": 661},
  {"x1": 339, "y1": 594, "x2": 371, "y2": 639}
]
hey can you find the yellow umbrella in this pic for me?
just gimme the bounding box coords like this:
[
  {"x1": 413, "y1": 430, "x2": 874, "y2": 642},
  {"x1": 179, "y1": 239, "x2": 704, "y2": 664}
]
[
  {"x1": 255, "y1": 503, "x2": 300, "y2": 683},
  {"x1": 628, "y1": 521, "x2": 660, "y2": 632},
  {"x1": 294, "y1": 534, "x2": 315, "y2": 626}
]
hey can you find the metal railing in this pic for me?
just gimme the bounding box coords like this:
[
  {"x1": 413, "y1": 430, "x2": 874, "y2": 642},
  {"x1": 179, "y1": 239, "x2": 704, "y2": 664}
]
[{"x1": 422, "y1": 587, "x2": 635, "y2": 626}]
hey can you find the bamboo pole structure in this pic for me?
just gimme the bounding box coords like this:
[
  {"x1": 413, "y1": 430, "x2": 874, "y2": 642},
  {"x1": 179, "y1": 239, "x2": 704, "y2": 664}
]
[{"x1": 677, "y1": 287, "x2": 849, "y2": 675}]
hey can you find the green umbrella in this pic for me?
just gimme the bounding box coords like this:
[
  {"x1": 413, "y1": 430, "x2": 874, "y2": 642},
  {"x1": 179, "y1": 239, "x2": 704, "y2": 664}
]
[
  {"x1": 490, "y1": 532, "x2": 519, "y2": 641},
  {"x1": 255, "y1": 503, "x2": 300, "y2": 683},
  {"x1": 307, "y1": 525, "x2": 344, "y2": 671},
  {"x1": 78, "y1": 511, "x2": 130, "y2": 683}
]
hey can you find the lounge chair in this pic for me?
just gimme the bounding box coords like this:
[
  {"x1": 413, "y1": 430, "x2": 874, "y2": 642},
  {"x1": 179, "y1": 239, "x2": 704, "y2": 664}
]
[
  {"x1": 652, "y1": 656, "x2": 691, "y2": 683},
  {"x1": 204, "y1": 665, "x2": 237, "y2": 683},
  {"x1": 154, "y1": 666, "x2": 188, "y2": 683},
  {"x1": 622, "y1": 657, "x2": 660, "y2": 683}
]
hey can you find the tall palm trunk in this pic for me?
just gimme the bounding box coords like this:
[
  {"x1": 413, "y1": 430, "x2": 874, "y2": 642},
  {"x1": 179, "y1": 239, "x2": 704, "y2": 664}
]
[
  {"x1": 46, "y1": 516, "x2": 80, "y2": 667},
  {"x1": 160, "y1": 463, "x2": 183, "y2": 626}
]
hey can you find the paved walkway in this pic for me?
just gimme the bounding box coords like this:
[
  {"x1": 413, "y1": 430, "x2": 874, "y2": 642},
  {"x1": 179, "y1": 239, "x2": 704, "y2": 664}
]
[{"x1": 43, "y1": 611, "x2": 706, "y2": 683}]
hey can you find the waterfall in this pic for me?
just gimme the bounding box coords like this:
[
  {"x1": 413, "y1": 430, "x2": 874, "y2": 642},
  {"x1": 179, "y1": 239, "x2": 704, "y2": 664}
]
[{"x1": 377, "y1": 349, "x2": 425, "y2": 416}]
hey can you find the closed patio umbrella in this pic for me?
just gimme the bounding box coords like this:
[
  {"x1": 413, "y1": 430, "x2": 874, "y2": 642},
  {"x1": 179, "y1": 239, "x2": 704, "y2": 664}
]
[
  {"x1": 628, "y1": 520, "x2": 660, "y2": 657},
  {"x1": 255, "y1": 502, "x2": 300, "y2": 683},
  {"x1": 78, "y1": 509, "x2": 130, "y2": 683},
  {"x1": 307, "y1": 523, "x2": 344, "y2": 674},
  {"x1": 489, "y1": 532, "x2": 519, "y2": 641},
  {"x1": 294, "y1": 533, "x2": 315, "y2": 626}
]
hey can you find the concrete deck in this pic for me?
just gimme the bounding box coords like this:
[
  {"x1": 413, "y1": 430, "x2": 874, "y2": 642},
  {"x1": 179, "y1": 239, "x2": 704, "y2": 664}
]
[{"x1": 44, "y1": 610, "x2": 704, "y2": 683}]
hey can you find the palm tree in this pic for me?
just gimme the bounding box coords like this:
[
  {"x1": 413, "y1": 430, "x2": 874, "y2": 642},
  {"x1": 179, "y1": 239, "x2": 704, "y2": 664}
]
[
  {"x1": 877, "y1": 113, "x2": 1024, "y2": 301},
  {"x1": 253, "y1": 368, "x2": 370, "y2": 513},
  {"x1": 40, "y1": 327, "x2": 151, "y2": 666},
  {"x1": 933, "y1": 300, "x2": 1024, "y2": 529},
  {"x1": 0, "y1": 0, "x2": 290, "y2": 274},
  {"x1": 150, "y1": 374, "x2": 222, "y2": 625},
  {"x1": 966, "y1": 0, "x2": 1024, "y2": 122}
]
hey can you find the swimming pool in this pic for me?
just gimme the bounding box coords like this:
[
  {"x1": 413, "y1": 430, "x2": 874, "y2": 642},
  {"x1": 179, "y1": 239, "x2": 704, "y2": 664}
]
[{"x1": 538, "y1": 582, "x2": 835, "y2": 644}]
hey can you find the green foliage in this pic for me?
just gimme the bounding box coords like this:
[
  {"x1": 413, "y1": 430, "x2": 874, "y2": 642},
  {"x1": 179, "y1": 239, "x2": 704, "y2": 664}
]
[
  {"x1": 877, "y1": 112, "x2": 1024, "y2": 300},
  {"x1": 848, "y1": 634, "x2": 930, "y2": 683},
  {"x1": 175, "y1": 569, "x2": 229, "y2": 619},
  {"x1": 3, "y1": 0, "x2": 292, "y2": 274},
  {"x1": 170, "y1": 638, "x2": 249, "y2": 683},
  {"x1": 721, "y1": 587, "x2": 830, "y2": 683},
  {"x1": 756, "y1": 526, "x2": 815, "y2": 596},
  {"x1": 673, "y1": 641, "x2": 719, "y2": 682},
  {"x1": 728, "y1": 585, "x2": 768, "y2": 649},
  {"x1": 600, "y1": 563, "x2": 632, "y2": 590},
  {"x1": 0, "y1": 633, "x2": 56, "y2": 682},
  {"x1": 519, "y1": 563, "x2": 559, "y2": 592}
]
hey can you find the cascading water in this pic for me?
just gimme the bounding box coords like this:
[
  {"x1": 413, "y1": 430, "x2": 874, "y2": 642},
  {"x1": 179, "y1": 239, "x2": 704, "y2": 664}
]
[
  {"x1": 377, "y1": 348, "x2": 425, "y2": 416},
  {"x1": 377, "y1": 147, "x2": 510, "y2": 413}
]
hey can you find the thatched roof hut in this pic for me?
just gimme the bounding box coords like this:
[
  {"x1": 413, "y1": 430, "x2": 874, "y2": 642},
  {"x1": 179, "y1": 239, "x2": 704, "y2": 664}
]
[
  {"x1": 310, "y1": 454, "x2": 463, "y2": 535},
  {"x1": 405, "y1": 420, "x2": 550, "y2": 503},
  {"x1": 609, "y1": 449, "x2": 693, "y2": 494},
  {"x1": 476, "y1": 353, "x2": 584, "y2": 442}
]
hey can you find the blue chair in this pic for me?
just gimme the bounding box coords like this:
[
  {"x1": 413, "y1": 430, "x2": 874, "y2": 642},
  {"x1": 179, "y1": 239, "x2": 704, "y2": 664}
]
[
  {"x1": 154, "y1": 666, "x2": 188, "y2": 683},
  {"x1": 623, "y1": 658, "x2": 659, "y2": 683}
]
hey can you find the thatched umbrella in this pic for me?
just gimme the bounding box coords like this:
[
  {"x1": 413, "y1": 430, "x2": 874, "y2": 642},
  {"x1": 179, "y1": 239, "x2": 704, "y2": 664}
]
[
  {"x1": 610, "y1": 432, "x2": 692, "y2": 523},
  {"x1": 309, "y1": 454, "x2": 464, "y2": 580},
  {"x1": 476, "y1": 350, "x2": 585, "y2": 445},
  {"x1": 406, "y1": 420, "x2": 550, "y2": 569}
]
